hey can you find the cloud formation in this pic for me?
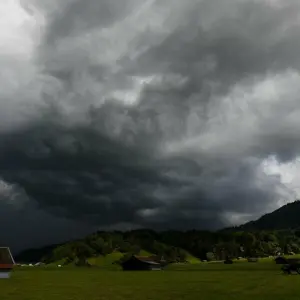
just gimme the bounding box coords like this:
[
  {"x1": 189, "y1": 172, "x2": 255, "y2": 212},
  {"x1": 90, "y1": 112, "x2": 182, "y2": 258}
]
[{"x1": 1, "y1": 0, "x2": 300, "y2": 251}]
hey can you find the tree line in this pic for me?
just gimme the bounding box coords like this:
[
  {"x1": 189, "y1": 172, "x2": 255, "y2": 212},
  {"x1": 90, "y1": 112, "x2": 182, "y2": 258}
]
[{"x1": 38, "y1": 229, "x2": 300, "y2": 265}]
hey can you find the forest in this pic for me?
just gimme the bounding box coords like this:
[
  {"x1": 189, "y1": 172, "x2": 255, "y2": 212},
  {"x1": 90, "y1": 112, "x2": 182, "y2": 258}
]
[
  {"x1": 16, "y1": 228, "x2": 300, "y2": 265},
  {"x1": 16, "y1": 201, "x2": 300, "y2": 265}
]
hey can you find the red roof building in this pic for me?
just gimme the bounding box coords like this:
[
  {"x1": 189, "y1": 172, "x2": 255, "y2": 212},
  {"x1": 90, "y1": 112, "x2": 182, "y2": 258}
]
[{"x1": 0, "y1": 247, "x2": 15, "y2": 279}]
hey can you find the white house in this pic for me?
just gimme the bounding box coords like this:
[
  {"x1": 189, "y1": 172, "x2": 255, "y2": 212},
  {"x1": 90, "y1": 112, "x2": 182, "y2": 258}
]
[{"x1": 0, "y1": 247, "x2": 15, "y2": 278}]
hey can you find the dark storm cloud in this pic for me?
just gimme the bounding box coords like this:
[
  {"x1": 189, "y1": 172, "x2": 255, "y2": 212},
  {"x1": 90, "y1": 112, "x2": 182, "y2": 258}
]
[
  {"x1": 0, "y1": 182, "x2": 93, "y2": 253},
  {"x1": 1, "y1": 0, "x2": 300, "y2": 250},
  {"x1": 44, "y1": 0, "x2": 139, "y2": 43}
]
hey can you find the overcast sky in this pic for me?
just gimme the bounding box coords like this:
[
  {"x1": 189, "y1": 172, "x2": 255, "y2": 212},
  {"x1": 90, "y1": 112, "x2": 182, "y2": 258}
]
[{"x1": 1, "y1": 0, "x2": 300, "y2": 253}]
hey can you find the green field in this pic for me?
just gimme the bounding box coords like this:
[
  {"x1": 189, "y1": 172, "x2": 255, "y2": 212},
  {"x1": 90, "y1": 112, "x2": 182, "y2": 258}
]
[{"x1": 1, "y1": 262, "x2": 300, "y2": 300}]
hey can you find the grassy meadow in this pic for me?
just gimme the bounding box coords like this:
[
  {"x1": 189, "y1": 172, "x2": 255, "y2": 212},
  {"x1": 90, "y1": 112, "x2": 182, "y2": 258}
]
[{"x1": 2, "y1": 259, "x2": 300, "y2": 300}]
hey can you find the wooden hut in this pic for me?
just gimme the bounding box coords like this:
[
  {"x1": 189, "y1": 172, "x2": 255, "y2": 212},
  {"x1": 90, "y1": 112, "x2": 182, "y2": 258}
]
[
  {"x1": 0, "y1": 247, "x2": 15, "y2": 278},
  {"x1": 274, "y1": 256, "x2": 300, "y2": 265},
  {"x1": 275, "y1": 256, "x2": 288, "y2": 264},
  {"x1": 121, "y1": 255, "x2": 162, "y2": 271}
]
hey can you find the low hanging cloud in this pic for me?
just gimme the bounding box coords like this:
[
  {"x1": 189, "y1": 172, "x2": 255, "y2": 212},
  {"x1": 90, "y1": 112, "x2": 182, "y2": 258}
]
[{"x1": 1, "y1": 0, "x2": 300, "y2": 251}]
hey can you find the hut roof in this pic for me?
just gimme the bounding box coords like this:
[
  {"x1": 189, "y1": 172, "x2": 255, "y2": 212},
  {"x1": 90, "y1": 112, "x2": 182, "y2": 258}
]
[{"x1": 133, "y1": 256, "x2": 161, "y2": 265}]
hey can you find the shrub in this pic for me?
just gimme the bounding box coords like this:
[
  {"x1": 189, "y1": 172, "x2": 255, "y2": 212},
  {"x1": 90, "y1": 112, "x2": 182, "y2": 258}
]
[
  {"x1": 247, "y1": 257, "x2": 258, "y2": 262},
  {"x1": 224, "y1": 259, "x2": 233, "y2": 264}
]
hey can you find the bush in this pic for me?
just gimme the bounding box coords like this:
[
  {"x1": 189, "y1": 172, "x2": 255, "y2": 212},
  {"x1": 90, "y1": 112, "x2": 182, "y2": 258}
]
[
  {"x1": 206, "y1": 252, "x2": 215, "y2": 261},
  {"x1": 74, "y1": 257, "x2": 92, "y2": 267},
  {"x1": 224, "y1": 259, "x2": 233, "y2": 264},
  {"x1": 247, "y1": 257, "x2": 258, "y2": 262}
]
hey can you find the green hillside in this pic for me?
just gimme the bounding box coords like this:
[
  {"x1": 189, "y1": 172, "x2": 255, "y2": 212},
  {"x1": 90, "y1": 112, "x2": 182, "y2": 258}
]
[
  {"x1": 184, "y1": 251, "x2": 201, "y2": 264},
  {"x1": 14, "y1": 202, "x2": 300, "y2": 267},
  {"x1": 87, "y1": 252, "x2": 125, "y2": 269},
  {"x1": 15, "y1": 230, "x2": 300, "y2": 268}
]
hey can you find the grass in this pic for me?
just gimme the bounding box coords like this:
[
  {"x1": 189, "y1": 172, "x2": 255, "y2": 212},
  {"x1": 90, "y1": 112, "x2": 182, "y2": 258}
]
[{"x1": 2, "y1": 261, "x2": 300, "y2": 300}]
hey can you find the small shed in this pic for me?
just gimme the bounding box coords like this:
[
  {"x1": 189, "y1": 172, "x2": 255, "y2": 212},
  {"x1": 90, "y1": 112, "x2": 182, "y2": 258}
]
[
  {"x1": 274, "y1": 256, "x2": 288, "y2": 264},
  {"x1": 121, "y1": 255, "x2": 162, "y2": 271},
  {"x1": 0, "y1": 247, "x2": 15, "y2": 278}
]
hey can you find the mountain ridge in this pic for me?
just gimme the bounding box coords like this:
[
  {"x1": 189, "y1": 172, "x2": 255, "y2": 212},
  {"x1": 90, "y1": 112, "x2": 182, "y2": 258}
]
[{"x1": 237, "y1": 200, "x2": 300, "y2": 231}]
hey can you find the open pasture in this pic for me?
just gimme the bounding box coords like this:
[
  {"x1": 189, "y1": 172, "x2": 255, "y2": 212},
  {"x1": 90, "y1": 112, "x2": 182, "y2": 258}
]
[{"x1": 1, "y1": 261, "x2": 300, "y2": 300}]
